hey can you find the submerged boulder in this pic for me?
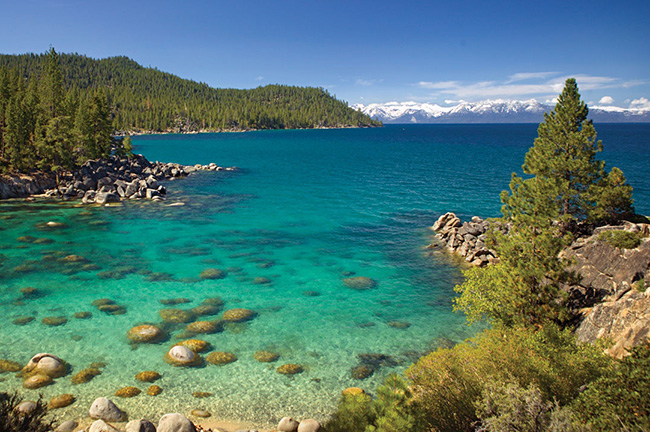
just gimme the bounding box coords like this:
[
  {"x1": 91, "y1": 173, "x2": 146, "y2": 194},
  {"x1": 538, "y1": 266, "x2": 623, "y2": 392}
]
[
  {"x1": 127, "y1": 324, "x2": 165, "y2": 343},
  {"x1": 343, "y1": 277, "x2": 378, "y2": 290},
  {"x1": 89, "y1": 397, "x2": 125, "y2": 422},
  {"x1": 222, "y1": 308, "x2": 256, "y2": 323},
  {"x1": 164, "y1": 345, "x2": 202, "y2": 367}
]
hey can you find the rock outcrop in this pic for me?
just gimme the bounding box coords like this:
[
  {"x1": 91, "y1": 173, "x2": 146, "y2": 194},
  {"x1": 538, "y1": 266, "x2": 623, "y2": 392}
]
[
  {"x1": 429, "y1": 212, "x2": 502, "y2": 266},
  {"x1": 0, "y1": 154, "x2": 237, "y2": 203}
]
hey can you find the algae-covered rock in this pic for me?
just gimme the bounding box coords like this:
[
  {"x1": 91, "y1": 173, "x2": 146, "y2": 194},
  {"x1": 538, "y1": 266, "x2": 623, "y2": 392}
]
[
  {"x1": 351, "y1": 365, "x2": 373, "y2": 380},
  {"x1": 20, "y1": 287, "x2": 40, "y2": 297},
  {"x1": 135, "y1": 371, "x2": 161, "y2": 382},
  {"x1": 115, "y1": 386, "x2": 142, "y2": 398},
  {"x1": 186, "y1": 320, "x2": 220, "y2": 334},
  {"x1": 190, "y1": 304, "x2": 221, "y2": 316},
  {"x1": 42, "y1": 316, "x2": 68, "y2": 326},
  {"x1": 48, "y1": 393, "x2": 76, "y2": 409},
  {"x1": 73, "y1": 311, "x2": 93, "y2": 319},
  {"x1": 387, "y1": 320, "x2": 411, "y2": 329},
  {"x1": 0, "y1": 359, "x2": 22, "y2": 372},
  {"x1": 72, "y1": 367, "x2": 102, "y2": 384},
  {"x1": 343, "y1": 276, "x2": 378, "y2": 290},
  {"x1": 159, "y1": 308, "x2": 195, "y2": 324},
  {"x1": 147, "y1": 385, "x2": 163, "y2": 396},
  {"x1": 253, "y1": 351, "x2": 280, "y2": 363},
  {"x1": 192, "y1": 391, "x2": 212, "y2": 398},
  {"x1": 277, "y1": 363, "x2": 303, "y2": 375},
  {"x1": 191, "y1": 409, "x2": 211, "y2": 418},
  {"x1": 206, "y1": 351, "x2": 237, "y2": 365},
  {"x1": 202, "y1": 297, "x2": 224, "y2": 306},
  {"x1": 91, "y1": 298, "x2": 115, "y2": 307},
  {"x1": 127, "y1": 324, "x2": 165, "y2": 343},
  {"x1": 175, "y1": 339, "x2": 210, "y2": 353},
  {"x1": 199, "y1": 268, "x2": 226, "y2": 280},
  {"x1": 222, "y1": 308, "x2": 256, "y2": 323},
  {"x1": 252, "y1": 277, "x2": 271, "y2": 285},
  {"x1": 160, "y1": 298, "x2": 191, "y2": 305},
  {"x1": 164, "y1": 345, "x2": 202, "y2": 367},
  {"x1": 23, "y1": 374, "x2": 53, "y2": 389},
  {"x1": 98, "y1": 304, "x2": 127, "y2": 315},
  {"x1": 12, "y1": 316, "x2": 35, "y2": 325}
]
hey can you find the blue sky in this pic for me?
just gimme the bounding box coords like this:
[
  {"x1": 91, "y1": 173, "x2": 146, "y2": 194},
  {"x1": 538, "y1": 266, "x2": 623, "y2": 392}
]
[{"x1": 1, "y1": 0, "x2": 648, "y2": 108}]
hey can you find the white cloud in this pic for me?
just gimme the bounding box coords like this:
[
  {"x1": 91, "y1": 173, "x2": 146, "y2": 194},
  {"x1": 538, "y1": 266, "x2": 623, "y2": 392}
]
[
  {"x1": 355, "y1": 78, "x2": 383, "y2": 87},
  {"x1": 255, "y1": 76, "x2": 264, "y2": 81},
  {"x1": 599, "y1": 96, "x2": 614, "y2": 104},
  {"x1": 506, "y1": 72, "x2": 558, "y2": 83},
  {"x1": 630, "y1": 97, "x2": 650, "y2": 109},
  {"x1": 416, "y1": 74, "x2": 636, "y2": 101}
]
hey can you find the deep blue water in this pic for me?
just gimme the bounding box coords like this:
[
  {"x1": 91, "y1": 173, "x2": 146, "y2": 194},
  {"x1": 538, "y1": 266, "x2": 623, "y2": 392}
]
[{"x1": 0, "y1": 123, "x2": 648, "y2": 427}]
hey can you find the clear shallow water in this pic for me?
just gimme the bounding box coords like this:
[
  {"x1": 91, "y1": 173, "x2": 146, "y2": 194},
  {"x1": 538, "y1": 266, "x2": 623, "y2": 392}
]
[{"x1": 0, "y1": 124, "x2": 648, "y2": 427}]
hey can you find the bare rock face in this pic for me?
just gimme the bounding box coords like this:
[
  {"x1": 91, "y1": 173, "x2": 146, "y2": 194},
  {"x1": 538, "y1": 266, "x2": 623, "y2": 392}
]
[{"x1": 566, "y1": 224, "x2": 650, "y2": 358}]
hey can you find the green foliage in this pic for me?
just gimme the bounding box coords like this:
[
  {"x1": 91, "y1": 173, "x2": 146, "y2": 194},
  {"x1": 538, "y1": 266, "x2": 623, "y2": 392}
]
[
  {"x1": 323, "y1": 375, "x2": 418, "y2": 432},
  {"x1": 114, "y1": 134, "x2": 133, "y2": 158},
  {"x1": 0, "y1": 392, "x2": 55, "y2": 432},
  {"x1": 0, "y1": 51, "x2": 381, "y2": 134},
  {"x1": 573, "y1": 343, "x2": 650, "y2": 431},
  {"x1": 634, "y1": 278, "x2": 646, "y2": 293},
  {"x1": 476, "y1": 381, "x2": 586, "y2": 432},
  {"x1": 588, "y1": 166, "x2": 635, "y2": 224},
  {"x1": 405, "y1": 325, "x2": 610, "y2": 432},
  {"x1": 597, "y1": 230, "x2": 643, "y2": 249}
]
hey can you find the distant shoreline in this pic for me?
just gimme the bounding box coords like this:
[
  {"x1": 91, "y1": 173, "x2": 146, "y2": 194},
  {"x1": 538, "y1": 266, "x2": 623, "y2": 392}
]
[{"x1": 117, "y1": 123, "x2": 382, "y2": 137}]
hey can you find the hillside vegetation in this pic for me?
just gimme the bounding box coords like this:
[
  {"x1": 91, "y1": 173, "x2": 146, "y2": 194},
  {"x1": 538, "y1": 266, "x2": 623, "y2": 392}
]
[{"x1": 0, "y1": 51, "x2": 380, "y2": 133}]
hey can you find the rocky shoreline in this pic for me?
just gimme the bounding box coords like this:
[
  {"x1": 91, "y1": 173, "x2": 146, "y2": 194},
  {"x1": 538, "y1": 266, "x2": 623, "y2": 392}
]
[
  {"x1": 0, "y1": 155, "x2": 238, "y2": 204},
  {"x1": 429, "y1": 212, "x2": 650, "y2": 359}
]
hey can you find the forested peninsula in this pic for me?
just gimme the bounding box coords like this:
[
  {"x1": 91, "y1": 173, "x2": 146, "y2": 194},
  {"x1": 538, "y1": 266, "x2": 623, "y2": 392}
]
[{"x1": 0, "y1": 49, "x2": 380, "y2": 135}]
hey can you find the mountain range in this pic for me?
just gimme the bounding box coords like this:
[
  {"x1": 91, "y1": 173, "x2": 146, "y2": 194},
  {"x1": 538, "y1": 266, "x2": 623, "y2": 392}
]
[{"x1": 352, "y1": 100, "x2": 650, "y2": 124}]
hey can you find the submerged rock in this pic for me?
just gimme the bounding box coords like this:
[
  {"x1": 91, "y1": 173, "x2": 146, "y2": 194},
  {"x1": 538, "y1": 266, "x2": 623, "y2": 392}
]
[
  {"x1": 15, "y1": 401, "x2": 37, "y2": 414},
  {"x1": 23, "y1": 374, "x2": 52, "y2": 389},
  {"x1": 253, "y1": 351, "x2": 280, "y2": 363},
  {"x1": 55, "y1": 420, "x2": 78, "y2": 432},
  {"x1": 342, "y1": 387, "x2": 366, "y2": 396},
  {"x1": 0, "y1": 359, "x2": 22, "y2": 372},
  {"x1": 175, "y1": 339, "x2": 210, "y2": 353},
  {"x1": 206, "y1": 351, "x2": 237, "y2": 365},
  {"x1": 351, "y1": 365, "x2": 373, "y2": 380},
  {"x1": 71, "y1": 367, "x2": 102, "y2": 384},
  {"x1": 22, "y1": 353, "x2": 68, "y2": 378},
  {"x1": 147, "y1": 385, "x2": 163, "y2": 396},
  {"x1": 48, "y1": 394, "x2": 76, "y2": 409},
  {"x1": 164, "y1": 345, "x2": 202, "y2": 367},
  {"x1": 127, "y1": 324, "x2": 166, "y2": 343},
  {"x1": 89, "y1": 420, "x2": 121, "y2": 432},
  {"x1": 191, "y1": 409, "x2": 211, "y2": 418},
  {"x1": 190, "y1": 304, "x2": 221, "y2": 316},
  {"x1": 277, "y1": 363, "x2": 303, "y2": 375},
  {"x1": 159, "y1": 308, "x2": 195, "y2": 324},
  {"x1": 186, "y1": 320, "x2": 220, "y2": 334},
  {"x1": 199, "y1": 268, "x2": 226, "y2": 280},
  {"x1": 192, "y1": 391, "x2": 212, "y2": 398},
  {"x1": 116, "y1": 386, "x2": 142, "y2": 398},
  {"x1": 135, "y1": 371, "x2": 161, "y2": 382},
  {"x1": 12, "y1": 316, "x2": 35, "y2": 325},
  {"x1": 343, "y1": 277, "x2": 378, "y2": 290},
  {"x1": 222, "y1": 308, "x2": 256, "y2": 323},
  {"x1": 42, "y1": 316, "x2": 68, "y2": 326}
]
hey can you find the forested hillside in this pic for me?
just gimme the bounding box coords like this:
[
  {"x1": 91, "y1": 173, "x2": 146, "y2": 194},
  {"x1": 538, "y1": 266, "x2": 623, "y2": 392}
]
[{"x1": 0, "y1": 52, "x2": 380, "y2": 133}]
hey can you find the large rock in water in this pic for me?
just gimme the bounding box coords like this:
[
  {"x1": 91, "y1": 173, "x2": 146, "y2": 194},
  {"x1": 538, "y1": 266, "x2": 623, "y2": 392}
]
[
  {"x1": 22, "y1": 353, "x2": 68, "y2": 378},
  {"x1": 157, "y1": 413, "x2": 196, "y2": 432},
  {"x1": 89, "y1": 397, "x2": 125, "y2": 422},
  {"x1": 126, "y1": 419, "x2": 156, "y2": 432},
  {"x1": 95, "y1": 192, "x2": 121, "y2": 205}
]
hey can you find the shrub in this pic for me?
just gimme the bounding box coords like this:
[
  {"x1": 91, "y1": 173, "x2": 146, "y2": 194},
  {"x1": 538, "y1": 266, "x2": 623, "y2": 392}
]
[
  {"x1": 597, "y1": 230, "x2": 642, "y2": 249},
  {"x1": 573, "y1": 343, "x2": 650, "y2": 431},
  {"x1": 634, "y1": 278, "x2": 646, "y2": 293},
  {"x1": 476, "y1": 381, "x2": 586, "y2": 432},
  {"x1": 0, "y1": 392, "x2": 54, "y2": 432},
  {"x1": 323, "y1": 374, "x2": 418, "y2": 432},
  {"x1": 405, "y1": 325, "x2": 611, "y2": 432}
]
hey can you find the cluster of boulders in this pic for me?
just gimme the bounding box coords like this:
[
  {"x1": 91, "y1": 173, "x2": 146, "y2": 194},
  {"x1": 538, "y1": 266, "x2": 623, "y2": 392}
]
[
  {"x1": 429, "y1": 212, "x2": 502, "y2": 266},
  {"x1": 30, "y1": 154, "x2": 237, "y2": 204}
]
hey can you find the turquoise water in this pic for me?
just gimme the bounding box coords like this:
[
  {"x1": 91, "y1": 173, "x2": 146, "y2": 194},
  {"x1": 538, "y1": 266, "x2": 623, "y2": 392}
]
[{"x1": 1, "y1": 124, "x2": 648, "y2": 427}]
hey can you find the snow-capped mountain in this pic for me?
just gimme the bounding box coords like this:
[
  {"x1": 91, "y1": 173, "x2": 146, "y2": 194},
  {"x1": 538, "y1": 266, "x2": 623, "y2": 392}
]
[{"x1": 353, "y1": 100, "x2": 650, "y2": 123}]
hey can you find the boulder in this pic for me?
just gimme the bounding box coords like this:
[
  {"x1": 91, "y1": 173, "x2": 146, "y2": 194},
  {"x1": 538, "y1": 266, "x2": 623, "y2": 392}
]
[
  {"x1": 157, "y1": 413, "x2": 196, "y2": 432},
  {"x1": 126, "y1": 419, "x2": 156, "y2": 432},
  {"x1": 23, "y1": 374, "x2": 52, "y2": 389},
  {"x1": 164, "y1": 345, "x2": 202, "y2": 367},
  {"x1": 48, "y1": 394, "x2": 76, "y2": 409},
  {"x1": 15, "y1": 401, "x2": 37, "y2": 414},
  {"x1": 298, "y1": 419, "x2": 321, "y2": 432},
  {"x1": 127, "y1": 324, "x2": 166, "y2": 343},
  {"x1": 278, "y1": 417, "x2": 300, "y2": 432},
  {"x1": 22, "y1": 353, "x2": 68, "y2": 378},
  {"x1": 89, "y1": 420, "x2": 121, "y2": 432},
  {"x1": 95, "y1": 192, "x2": 121, "y2": 205},
  {"x1": 89, "y1": 397, "x2": 125, "y2": 422},
  {"x1": 55, "y1": 420, "x2": 78, "y2": 432}
]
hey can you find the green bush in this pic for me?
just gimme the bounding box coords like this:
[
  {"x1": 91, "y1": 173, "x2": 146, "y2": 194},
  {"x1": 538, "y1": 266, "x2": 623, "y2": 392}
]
[
  {"x1": 323, "y1": 374, "x2": 418, "y2": 432},
  {"x1": 0, "y1": 392, "x2": 54, "y2": 432},
  {"x1": 597, "y1": 230, "x2": 642, "y2": 249},
  {"x1": 573, "y1": 343, "x2": 650, "y2": 431},
  {"x1": 476, "y1": 381, "x2": 586, "y2": 432},
  {"x1": 405, "y1": 325, "x2": 611, "y2": 432}
]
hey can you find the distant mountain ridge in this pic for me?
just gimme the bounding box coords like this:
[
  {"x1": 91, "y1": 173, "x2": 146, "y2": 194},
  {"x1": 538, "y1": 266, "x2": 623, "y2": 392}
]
[{"x1": 353, "y1": 100, "x2": 650, "y2": 123}]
